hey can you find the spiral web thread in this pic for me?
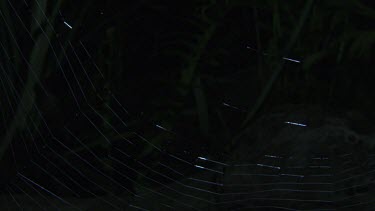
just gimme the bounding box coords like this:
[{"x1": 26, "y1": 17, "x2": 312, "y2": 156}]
[{"x1": 0, "y1": 1, "x2": 374, "y2": 210}]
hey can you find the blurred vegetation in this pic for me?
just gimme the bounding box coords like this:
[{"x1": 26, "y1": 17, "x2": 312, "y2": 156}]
[
  {"x1": 75, "y1": 0, "x2": 375, "y2": 153},
  {"x1": 0, "y1": 0, "x2": 375, "y2": 207}
]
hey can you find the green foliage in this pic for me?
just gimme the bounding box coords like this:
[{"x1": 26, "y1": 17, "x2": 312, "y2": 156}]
[
  {"x1": 1, "y1": 1, "x2": 374, "y2": 207},
  {"x1": 102, "y1": 0, "x2": 375, "y2": 158},
  {"x1": 0, "y1": 0, "x2": 62, "y2": 161}
]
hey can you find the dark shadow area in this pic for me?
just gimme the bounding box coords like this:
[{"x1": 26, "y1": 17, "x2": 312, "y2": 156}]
[{"x1": 0, "y1": 0, "x2": 374, "y2": 210}]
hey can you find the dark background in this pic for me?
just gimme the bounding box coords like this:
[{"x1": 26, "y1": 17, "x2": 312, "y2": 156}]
[{"x1": 0, "y1": 0, "x2": 375, "y2": 210}]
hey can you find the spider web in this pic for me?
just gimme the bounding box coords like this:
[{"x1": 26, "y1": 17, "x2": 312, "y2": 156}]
[{"x1": 0, "y1": 1, "x2": 375, "y2": 210}]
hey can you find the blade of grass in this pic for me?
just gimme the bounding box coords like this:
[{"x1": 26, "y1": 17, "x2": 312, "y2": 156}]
[
  {"x1": 193, "y1": 76, "x2": 210, "y2": 136},
  {"x1": 230, "y1": 0, "x2": 314, "y2": 148},
  {"x1": 242, "y1": 0, "x2": 314, "y2": 127},
  {"x1": 0, "y1": 1, "x2": 62, "y2": 161}
]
